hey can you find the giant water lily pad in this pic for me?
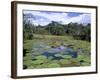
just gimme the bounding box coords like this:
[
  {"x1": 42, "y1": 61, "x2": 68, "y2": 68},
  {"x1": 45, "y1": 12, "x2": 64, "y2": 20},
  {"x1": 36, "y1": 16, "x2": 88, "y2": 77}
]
[
  {"x1": 35, "y1": 55, "x2": 47, "y2": 60},
  {"x1": 47, "y1": 63, "x2": 60, "y2": 68},
  {"x1": 60, "y1": 59, "x2": 71, "y2": 65}
]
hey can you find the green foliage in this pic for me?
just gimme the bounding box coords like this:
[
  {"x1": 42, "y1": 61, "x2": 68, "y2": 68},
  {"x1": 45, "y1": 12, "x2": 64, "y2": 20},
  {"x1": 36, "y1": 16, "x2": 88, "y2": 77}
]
[
  {"x1": 23, "y1": 15, "x2": 91, "y2": 42},
  {"x1": 64, "y1": 23, "x2": 91, "y2": 41},
  {"x1": 35, "y1": 55, "x2": 47, "y2": 60},
  {"x1": 24, "y1": 40, "x2": 33, "y2": 50},
  {"x1": 32, "y1": 60, "x2": 44, "y2": 65},
  {"x1": 46, "y1": 21, "x2": 66, "y2": 35},
  {"x1": 60, "y1": 59, "x2": 71, "y2": 65},
  {"x1": 48, "y1": 56, "x2": 53, "y2": 60},
  {"x1": 47, "y1": 63, "x2": 60, "y2": 68},
  {"x1": 62, "y1": 55, "x2": 72, "y2": 59},
  {"x1": 23, "y1": 34, "x2": 91, "y2": 69},
  {"x1": 23, "y1": 17, "x2": 34, "y2": 40}
]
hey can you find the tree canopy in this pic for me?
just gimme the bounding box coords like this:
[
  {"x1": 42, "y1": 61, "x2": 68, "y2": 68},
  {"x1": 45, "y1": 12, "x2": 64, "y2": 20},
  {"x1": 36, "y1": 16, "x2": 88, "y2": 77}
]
[{"x1": 23, "y1": 19, "x2": 91, "y2": 42}]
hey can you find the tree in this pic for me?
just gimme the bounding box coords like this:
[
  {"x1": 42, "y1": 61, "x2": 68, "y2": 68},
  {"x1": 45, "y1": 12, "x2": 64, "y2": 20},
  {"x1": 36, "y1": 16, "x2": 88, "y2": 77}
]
[
  {"x1": 23, "y1": 15, "x2": 34, "y2": 40},
  {"x1": 46, "y1": 21, "x2": 65, "y2": 35}
]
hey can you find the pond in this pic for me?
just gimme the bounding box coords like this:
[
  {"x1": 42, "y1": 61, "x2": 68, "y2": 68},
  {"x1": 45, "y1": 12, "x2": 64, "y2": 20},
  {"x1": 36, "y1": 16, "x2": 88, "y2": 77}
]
[
  {"x1": 31, "y1": 42, "x2": 82, "y2": 61},
  {"x1": 23, "y1": 41, "x2": 91, "y2": 69}
]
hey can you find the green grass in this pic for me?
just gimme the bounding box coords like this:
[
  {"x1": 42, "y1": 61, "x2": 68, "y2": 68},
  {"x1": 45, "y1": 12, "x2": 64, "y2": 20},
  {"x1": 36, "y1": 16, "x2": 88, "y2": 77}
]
[{"x1": 23, "y1": 34, "x2": 91, "y2": 69}]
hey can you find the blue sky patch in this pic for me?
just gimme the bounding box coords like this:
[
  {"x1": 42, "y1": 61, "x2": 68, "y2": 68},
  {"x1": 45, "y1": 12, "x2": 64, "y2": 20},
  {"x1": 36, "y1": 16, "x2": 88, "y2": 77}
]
[{"x1": 67, "y1": 12, "x2": 83, "y2": 17}]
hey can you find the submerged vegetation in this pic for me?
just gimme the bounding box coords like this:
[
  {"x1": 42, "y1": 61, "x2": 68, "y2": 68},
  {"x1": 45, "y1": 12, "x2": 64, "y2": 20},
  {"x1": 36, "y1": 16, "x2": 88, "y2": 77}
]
[{"x1": 23, "y1": 13, "x2": 91, "y2": 69}]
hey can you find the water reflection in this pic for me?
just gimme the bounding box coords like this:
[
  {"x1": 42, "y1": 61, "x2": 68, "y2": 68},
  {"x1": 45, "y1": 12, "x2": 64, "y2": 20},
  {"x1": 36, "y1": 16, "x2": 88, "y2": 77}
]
[{"x1": 32, "y1": 43, "x2": 79, "y2": 60}]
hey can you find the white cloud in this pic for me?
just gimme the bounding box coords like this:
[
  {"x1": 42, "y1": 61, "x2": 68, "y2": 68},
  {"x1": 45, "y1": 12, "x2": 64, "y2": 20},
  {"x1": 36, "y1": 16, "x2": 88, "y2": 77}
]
[
  {"x1": 23, "y1": 10, "x2": 91, "y2": 26},
  {"x1": 62, "y1": 14, "x2": 91, "y2": 24}
]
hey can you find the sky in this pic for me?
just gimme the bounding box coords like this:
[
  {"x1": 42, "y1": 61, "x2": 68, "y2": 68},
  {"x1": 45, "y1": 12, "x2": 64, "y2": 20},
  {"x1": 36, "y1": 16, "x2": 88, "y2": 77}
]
[{"x1": 23, "y1": 10, "x2": 91, "y2": 26}]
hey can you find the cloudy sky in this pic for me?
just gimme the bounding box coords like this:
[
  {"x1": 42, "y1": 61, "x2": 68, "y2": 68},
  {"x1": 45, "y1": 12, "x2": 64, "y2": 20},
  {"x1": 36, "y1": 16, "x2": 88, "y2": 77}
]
[{"x1": 23, "y1": 10, "x2": 91, "y2": 26}]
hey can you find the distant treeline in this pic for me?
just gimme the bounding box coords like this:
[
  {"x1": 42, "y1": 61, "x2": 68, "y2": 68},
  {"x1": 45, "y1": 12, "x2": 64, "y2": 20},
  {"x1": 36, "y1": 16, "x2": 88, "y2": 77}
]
[{"x1": 23, "y1": 20, "x2": 91, "y2": 42}]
